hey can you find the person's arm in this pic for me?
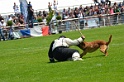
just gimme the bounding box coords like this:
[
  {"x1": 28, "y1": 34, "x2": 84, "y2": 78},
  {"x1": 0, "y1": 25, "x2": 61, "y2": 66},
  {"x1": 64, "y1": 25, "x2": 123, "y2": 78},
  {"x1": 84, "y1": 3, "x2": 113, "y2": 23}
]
[
  {"x1": 30, "y1": 7, "x2": 34, "y2": 12},
  {"x1": 48, "y1": 41, "x2": 55, "y2": 62},
  {"x1": 65, "y1": 36, "x2": 85, "y2": 46}
]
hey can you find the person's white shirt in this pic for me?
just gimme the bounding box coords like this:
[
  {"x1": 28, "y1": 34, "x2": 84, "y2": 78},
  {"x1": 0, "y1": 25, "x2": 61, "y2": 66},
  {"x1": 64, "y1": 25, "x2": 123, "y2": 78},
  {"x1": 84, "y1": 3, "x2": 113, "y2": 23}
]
[
  {"x1": 0, "y1": 20, "x2": 6, "y2": 29},
  {"x1": 8, "y1": 17, "x2": 13, "y2": 21},
  {"x1": 13, "y1": 3, "x2": 19, "y2": 14},
  {"x1": 53, "y1": 0, "x2": 57, "y2": 10},
  {"x1": 43, "y1": 18, "x2": 47, "y2": 25},
  {"x1": 78, "y1": 12, "x2": 84, "y2": 18}
]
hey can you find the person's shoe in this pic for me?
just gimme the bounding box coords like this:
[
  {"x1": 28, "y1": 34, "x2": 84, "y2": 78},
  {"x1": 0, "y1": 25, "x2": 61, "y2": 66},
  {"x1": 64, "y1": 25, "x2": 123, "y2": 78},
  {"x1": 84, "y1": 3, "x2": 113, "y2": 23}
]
[
  {"x1": 77, "y1": 58, "x2": 83, "y2": 61},
  {"x1": 73, "y1": 57, "x2": 83, "y2": 61}
]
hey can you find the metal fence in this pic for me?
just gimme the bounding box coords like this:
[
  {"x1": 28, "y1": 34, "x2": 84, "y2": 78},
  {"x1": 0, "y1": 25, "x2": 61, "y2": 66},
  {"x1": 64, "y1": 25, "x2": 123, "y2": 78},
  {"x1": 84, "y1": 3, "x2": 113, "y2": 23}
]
[{"x1": 50, "y1": 13, "x2": 124, "y2": 34}]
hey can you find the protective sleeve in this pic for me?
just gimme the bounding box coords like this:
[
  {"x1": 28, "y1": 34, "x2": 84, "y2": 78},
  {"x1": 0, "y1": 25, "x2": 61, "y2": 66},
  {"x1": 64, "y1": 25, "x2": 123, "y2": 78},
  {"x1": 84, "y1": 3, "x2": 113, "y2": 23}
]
[
  {"x1": 65, "y1": 37, "x2": 84, "y2": 46},
  {"x1": 48, "y1": 41, "x2": 55, "y2": 62}
]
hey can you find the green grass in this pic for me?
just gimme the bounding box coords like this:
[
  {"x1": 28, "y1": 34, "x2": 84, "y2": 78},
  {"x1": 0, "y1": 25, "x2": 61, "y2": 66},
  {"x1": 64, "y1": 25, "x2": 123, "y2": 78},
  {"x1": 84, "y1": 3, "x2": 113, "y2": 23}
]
[{"x1": 0, "y1": 24, "x2": 124, "y2": 82}]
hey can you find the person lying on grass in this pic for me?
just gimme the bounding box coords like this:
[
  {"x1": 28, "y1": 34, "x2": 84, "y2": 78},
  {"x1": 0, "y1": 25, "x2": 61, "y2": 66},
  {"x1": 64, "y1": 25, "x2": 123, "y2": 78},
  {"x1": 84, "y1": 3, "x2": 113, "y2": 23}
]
[{"x1": 48, "y1": 35, "x2": 85, "y2": 63}]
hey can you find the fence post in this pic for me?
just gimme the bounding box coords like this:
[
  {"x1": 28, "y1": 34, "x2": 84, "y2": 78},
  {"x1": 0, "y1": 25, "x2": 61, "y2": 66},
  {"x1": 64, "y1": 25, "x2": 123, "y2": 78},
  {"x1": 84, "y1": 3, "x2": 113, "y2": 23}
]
[
  {"x1": 103, "y1": 17, "x2": 105, "y2": 26},
  {"x1": 83, "y1": 18, "x2": 85, "y2": 29},
  {"x1": 78, "y1": 19, "x2": 80, "y2": 29},
  {"x1": 117, "y1": 15, "x2": 119, "y2": 24}
]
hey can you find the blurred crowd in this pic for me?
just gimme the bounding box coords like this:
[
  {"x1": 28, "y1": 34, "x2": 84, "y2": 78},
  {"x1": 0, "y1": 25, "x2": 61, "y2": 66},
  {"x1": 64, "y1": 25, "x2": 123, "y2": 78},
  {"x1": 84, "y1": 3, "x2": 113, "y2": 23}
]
[
  {"x1": 0, "y1": 0, "x2": 124, "y2": 27},
  {"x1": 61, "y1": 0, "x2": 124, "y2": 20},
  {"x1": 0, "y1": 0, "x2": 124, "y2": 41}
]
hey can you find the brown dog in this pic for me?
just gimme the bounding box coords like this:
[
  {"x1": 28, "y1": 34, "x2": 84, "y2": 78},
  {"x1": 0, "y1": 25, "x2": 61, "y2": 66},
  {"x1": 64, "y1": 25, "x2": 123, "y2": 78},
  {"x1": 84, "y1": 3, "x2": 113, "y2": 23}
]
[{"x1": 78, "y1": 35, "x2": 112, "y2": 58}]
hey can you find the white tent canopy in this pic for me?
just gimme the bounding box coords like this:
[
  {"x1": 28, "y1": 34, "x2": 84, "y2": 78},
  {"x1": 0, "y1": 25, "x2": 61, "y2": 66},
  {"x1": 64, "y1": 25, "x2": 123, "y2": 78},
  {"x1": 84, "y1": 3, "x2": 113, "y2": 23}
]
[{"x1": 0, "y1": 0, "x2": 123, "y2": 15}]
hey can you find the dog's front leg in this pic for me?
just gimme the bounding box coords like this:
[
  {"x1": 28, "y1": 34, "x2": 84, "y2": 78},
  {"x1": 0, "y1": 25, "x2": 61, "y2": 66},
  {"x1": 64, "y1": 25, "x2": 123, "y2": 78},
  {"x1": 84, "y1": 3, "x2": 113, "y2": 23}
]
[
  {"x1": 105, "y1": 50, "x2": 108, "y2": 56},
  {"x1": 80, "y1": 51, "x2": 87, "y2": 58}
]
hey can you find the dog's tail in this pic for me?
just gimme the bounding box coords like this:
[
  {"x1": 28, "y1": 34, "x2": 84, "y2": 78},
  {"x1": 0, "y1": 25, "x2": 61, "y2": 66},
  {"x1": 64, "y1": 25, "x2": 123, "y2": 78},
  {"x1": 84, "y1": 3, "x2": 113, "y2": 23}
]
[{"x1": 106, "y1": 35, "x2": 112, "y2": 45}]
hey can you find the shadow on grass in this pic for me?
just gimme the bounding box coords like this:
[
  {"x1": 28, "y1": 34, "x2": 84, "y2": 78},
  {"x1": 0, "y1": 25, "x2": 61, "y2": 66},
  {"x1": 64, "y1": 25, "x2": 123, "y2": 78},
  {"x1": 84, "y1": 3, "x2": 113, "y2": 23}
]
[
  {"x1": 47, "y1": 55, "x2": 105, "y2": 63},
  {"x1": 47, "y1": 60, "x2": 67, "y2": 63},
  {"x1": 83, "y1": 55, "x2": 104, "y2": 59}
]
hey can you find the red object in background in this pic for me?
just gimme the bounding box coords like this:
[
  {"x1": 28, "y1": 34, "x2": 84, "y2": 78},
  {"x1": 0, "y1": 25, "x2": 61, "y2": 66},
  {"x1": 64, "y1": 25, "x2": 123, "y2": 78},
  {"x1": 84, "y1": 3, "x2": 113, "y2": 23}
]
[{"x1": 42, "y1": 26, "x2": 49, "y2": 36}]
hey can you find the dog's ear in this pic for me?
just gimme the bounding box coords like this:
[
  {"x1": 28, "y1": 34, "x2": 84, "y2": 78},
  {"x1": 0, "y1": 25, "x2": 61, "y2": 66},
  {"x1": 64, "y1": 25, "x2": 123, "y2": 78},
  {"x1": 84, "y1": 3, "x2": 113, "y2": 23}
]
[
  {"x1": 77, "y1": 42, "x2": 85, "y2": 47},
  {"x1": 77, "y1": 42, "x2": 82, "y2": 47}
]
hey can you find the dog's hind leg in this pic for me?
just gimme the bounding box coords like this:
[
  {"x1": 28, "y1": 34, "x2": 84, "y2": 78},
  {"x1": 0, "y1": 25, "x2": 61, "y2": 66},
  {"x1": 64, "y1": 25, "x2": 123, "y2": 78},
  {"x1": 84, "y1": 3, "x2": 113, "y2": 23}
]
[
  {"x1": 105, "y1": 50, "x2": 108, "y2": 56},
  {"x1": 100, "y1": 45, "x2": 108, "y2": 56}
]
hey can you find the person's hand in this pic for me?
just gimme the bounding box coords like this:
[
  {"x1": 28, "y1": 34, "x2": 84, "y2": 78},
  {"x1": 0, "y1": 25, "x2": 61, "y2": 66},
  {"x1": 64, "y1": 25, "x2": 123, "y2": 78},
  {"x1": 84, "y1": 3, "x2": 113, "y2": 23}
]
[{"x1": 81, "y1": 35, "x2": 85, "y2": 39}]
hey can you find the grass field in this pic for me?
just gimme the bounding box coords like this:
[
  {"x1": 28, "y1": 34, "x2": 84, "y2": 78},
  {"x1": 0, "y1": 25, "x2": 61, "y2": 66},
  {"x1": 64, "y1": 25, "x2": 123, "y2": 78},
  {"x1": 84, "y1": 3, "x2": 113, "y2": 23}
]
[{"x1": 0, "y1": 24, "x2": 124, "y2": 82}]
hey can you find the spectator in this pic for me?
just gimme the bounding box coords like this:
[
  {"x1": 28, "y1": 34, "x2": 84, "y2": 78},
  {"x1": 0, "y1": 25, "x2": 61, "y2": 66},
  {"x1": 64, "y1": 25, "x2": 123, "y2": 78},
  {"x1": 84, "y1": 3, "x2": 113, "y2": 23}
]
[
  {"x1": 48, "y1": 35, "x2": 85, "y2": 62},
  {"x1": 78, "y1": 11, "x2": 84, "y2": 26},
  {"x1": 109, "y1": 7, "x2": 114, "y2": 14},
  {"x1": 7, "y1": 15, "x2": 13, "y2": 21},
  {"x1": 101, "y1": 0, "x2": 105, "y2": 5},
  {"x1": 106, "y1": 0, "x2": 111, "y2": 6},
  {"x1": 69, "y1": 11, "x2": 75, "y2": 18},
  {"x1": 37, "y1": 11, "x2": 42, "y2": 17},
  {"x1": 70, "y1": 9, "x2": 75, "y2": 18},
  {"x1": 68, "y1": 7, "x2": 71, "y2": 14},
  {"x1": 33, "y1": 16, "x2": 38, "y2": 23},
  {"x1": 74, "y1": 7, "x2": 79, "y2": 18},
  {"x1": 27, "y1": 5, "x2": 34, "y2": 28},
  {"x1": 43, "y1": 10, "x2": 47, "y2": 17},
  {"x1": 94, "y1": 0, "x2": 99, "y2": 4},
  {"x1": 53, "y1": 0, "x2": 58, "y2": 11},
  {"x1": 28, "y1": 1, "x2": 32, "y2": 8},
  {"x1": 11, "y1": 15, "x2": 18, "y2": 26},
  {"x1": 14, "y1": 19, "x2": 20, "y2": 26},
  {"x1": 101, "y1": 4, "x2": 106, "y2": 14},
  {"x1": 13, "y1": 2, "x2": 19, "y2": 16},
  {"x1": 0, "y1": 15, "x2": 4, "y2": 21},
  {"x1": 114, "y1": 6, "x2": 120, "y2": 15},
  {"x1": 121, "y1": 7, "x2": 124, "y2": 23},
  {"x1": 88, "y1": 8, "x2": 94, "y2": 16},
  {"x1": 113, "y1": 2, "x2": 117, "y2": 8},
  {"x1": 0, "y1": 20, "x2": 7, "y2": 41},
  {"x1": 64, "y1": 12, "x2": 70, "y2": 31},
  {"x1": 62, "y1": 8, "x2": 66, "y2": 20},
  {"x1": 79, "y1": 5, "x2": 83, "y2": 11},
  {"x1": 18, "y1": 14, "x2": 24, "y2": 25},
  {"x1": 48, "y1": 2, "x2": 52, "y2": 12},
  {"x1": 78, "y1": 11, "x2": 84, "y2": 18},
  {"x1": 118, "y1": 2, "x2": 123, "y2": 8},
  {"x1": 83, "y1": 6, "x2": 89, "y2": 16},
  {"x1": 113, "y1": 6, "x2": 120, "y2": 24},
  {"x1": 42, "y1": 16, "x2": 47, "y2": 25}
]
